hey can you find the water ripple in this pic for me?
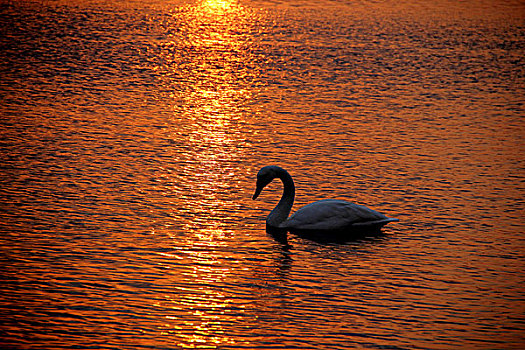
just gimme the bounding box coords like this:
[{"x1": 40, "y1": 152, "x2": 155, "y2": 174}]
[{"x1": 1, "y1": 0, "x2": 524, "y2": 349}]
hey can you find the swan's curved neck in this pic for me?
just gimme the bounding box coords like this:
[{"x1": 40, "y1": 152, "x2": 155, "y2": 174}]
[{"x1": 267, "y1": 169, "x2": 295, "y2": 228}]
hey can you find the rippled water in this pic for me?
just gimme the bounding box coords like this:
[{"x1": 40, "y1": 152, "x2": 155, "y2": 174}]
[{"x1": 1, "y1": 0, "x2": 524, "y2": 349}]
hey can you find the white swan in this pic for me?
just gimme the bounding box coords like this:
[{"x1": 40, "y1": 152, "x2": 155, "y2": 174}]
[{"x1": 252, "y1": 166, "x2": 398, "y2": 235}]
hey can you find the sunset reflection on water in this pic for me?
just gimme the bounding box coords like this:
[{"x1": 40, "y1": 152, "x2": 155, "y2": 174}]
[
  {"x1": 157, "y1": 231, "x2": 239, "y2": 348},
  {"x1": 155, "y1": 2, "x2": 257, "y2": 346},
  {"x1": 156, "y1": 0, "x2": 259, "y2": 236},
  {"x1": 0, "y1": 0, "x2": 523, "y2": 349}
]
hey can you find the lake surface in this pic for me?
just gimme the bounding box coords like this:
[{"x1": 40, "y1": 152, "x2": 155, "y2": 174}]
[{"x1": 1, "y1": 0, "x2": 524, "y2": 349}]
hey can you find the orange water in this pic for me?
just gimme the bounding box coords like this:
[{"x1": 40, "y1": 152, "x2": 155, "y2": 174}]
[{"x1": 0, "y1": 0, "x2": 524, "y2": 349}]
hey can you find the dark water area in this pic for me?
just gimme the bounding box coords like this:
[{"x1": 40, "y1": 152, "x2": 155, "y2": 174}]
[{"x1": 0, "y1": 0, "x2": 524, "y2": 349}]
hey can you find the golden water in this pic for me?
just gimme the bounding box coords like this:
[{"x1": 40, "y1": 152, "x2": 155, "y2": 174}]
[{"x1": 0, "y1": 0, "x2": 524, "y2": 348}]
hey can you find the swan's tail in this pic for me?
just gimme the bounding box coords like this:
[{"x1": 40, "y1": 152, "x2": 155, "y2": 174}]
[{"x1": 352, "y1": 217, "x2": 399, "y2": 227}]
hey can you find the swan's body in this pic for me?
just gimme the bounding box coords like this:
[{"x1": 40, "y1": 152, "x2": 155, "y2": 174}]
[{"x1": 252, "y1": 166, "x2": 398, "y2": 236}]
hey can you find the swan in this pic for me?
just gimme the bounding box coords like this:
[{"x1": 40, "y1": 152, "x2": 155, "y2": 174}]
[{"x1": 252, "y1": 165, "x2": 398, "y2": 237}]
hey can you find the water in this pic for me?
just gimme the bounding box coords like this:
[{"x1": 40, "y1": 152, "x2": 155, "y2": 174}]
[{"x1": 1, "y1": 0, "x2": 524, "y2": 348}]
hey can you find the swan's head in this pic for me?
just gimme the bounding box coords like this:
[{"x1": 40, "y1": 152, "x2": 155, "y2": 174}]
[{"x1": 252, "y1": 166, "x2": 281, "y2": 200}]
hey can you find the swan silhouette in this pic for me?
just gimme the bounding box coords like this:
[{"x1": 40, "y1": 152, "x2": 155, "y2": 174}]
[{"x1": 252, "y1": 166, "x2": 398, "y2": 238}]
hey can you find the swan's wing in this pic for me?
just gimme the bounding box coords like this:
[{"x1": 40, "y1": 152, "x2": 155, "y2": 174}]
[{"x1": 281, "y1": 199, "x2": 392, "y2": 231}]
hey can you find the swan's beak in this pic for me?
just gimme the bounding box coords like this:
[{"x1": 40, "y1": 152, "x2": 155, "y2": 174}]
[{"x1": 252, "y1": 186, "x2": 262, "y2": 200}]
